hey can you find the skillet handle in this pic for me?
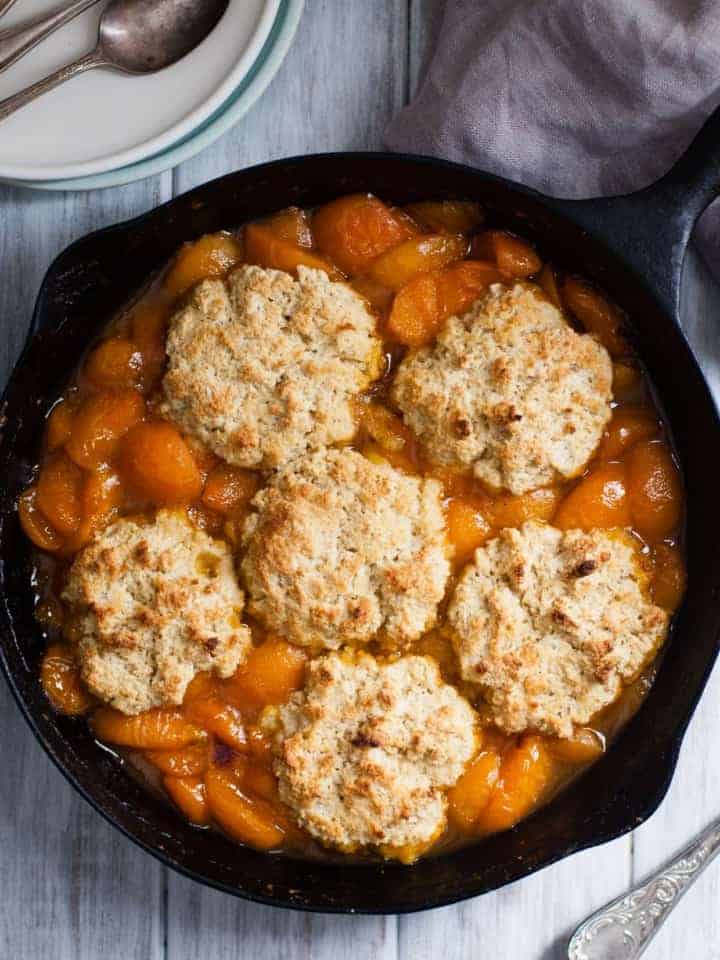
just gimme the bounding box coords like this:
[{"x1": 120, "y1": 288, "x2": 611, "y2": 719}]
[{"x1": 553, "y1": 105, "x2": 720, "y2": 319}]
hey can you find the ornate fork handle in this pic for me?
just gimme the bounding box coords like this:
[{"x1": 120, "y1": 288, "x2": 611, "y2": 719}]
[{"x1": 568, "y1": 817, "x2": 720, "y2": 959}]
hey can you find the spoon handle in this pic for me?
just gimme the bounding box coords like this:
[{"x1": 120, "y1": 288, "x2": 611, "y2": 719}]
[
  {"x1": 0, "y1": 0, "x2": 18, "y2": 19},
  {"x1": 568, "y1": 816, "x2": 720, "y2": 960},
  {"x1": 0, "y1": 0, "x2": 103, "y2": 73},
  {"x1": 0, "y1": 47, "x2": 104, "y2": 122}
]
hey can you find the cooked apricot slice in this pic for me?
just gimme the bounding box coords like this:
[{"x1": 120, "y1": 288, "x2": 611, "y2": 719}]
[
  {"x1": 471, "y1": 230, "x2": 541, "y2": 278},
  {"x1": 165, "y1": 233, "x2": 243, "y2": 299},
  {"x1": 554, "y1": 463, "x2": 631, "y2": 530},
  {"x1": 164, "y1": 775, "x2": 210, "y2": 825},
  {"x1": 387, "y1": 260, "x2": 504, "y2": 346},
  {"x1": 85, "y1": 337, "x2": 144, "y2": 390},
  {"x1": 537, "y1": 264, "x2": 562, "y2": 308},
  {"x1": 651, "y1": 542, "x2": 686, "y2": 611},
  {"x1": 146, "y1": 743, "x2": 210, "y2": 777},
  {"x1": 93, "y1": 707, "x2": 203, "y2": 749},
  {"x1": 547, "y1": 728, "x2": 605, "y2": 765},
  {"x1": 18, "y1": 487, "x2": 63, "y2": 551},
  {"x1": 183, "y1": 696, "x2": 247, "y2": 752},
  {"x1": 46, "y1": 398, "x2": 76, "y2": 452},
  {"x1": 361, "y1": 402, "x2": 411, "y2": 453},
  {"x1": 439, "y1": 260, "x2": 506, "y2": 316},
  {"x1": 626, "y1": 439, "x2": 682, "y2": 542},
  {"x1": 201, "y1": 463, "x2": 259, "y2": 516},
  {"x1": 563, "y1": 278, "x2": 627, "y2": 356},
  {"x1": 241, "y1": 764, "x2": 279, "y2": 803},
  {"x1": 119, "y1": 421, "x2": 202, "y2": 504},
  {"x1": 264, "y1": 206, "x2": 313, "y2": 247},
  {"x1": 368, "y1": 234, "x2": 468, "y2": 291},
  {"x1": 313, "y1": 194, "x2": 417, "y2": 274},
  {"x1": 226, "y1": 638, "x2": 307, "y2": 713},
  {"x1": 476, "y1": 735, "x2": 554, "y2": 833},
  {"x1": 66, "y1": 389, "x2": 145, "y2": 469},
  {"x1": 448, "y1": 750, "x2": 501, "y2": 832},
  {"x1": 130, "y1": 300, "x2": 169, "y2": 387},
  {"x1": 205, "y1": 765, "x2": 286, "y2": 849},
  {"x1": 386, "y1": 271, "x2": 440, "y2": 346},
  {"x1": 41, "y1": 643, "x2": 94, "y2": 715},
  {"x1": 404, "y1": 200, "x2": 484, "y2": 235},
  {"x1": 244, "y1": 223, "x2": 340, "y2": 278},
  {"x1": 489, "y1": 487, "x2": 562, "y2": 530},
  {"x1": 447, "y1": 498, "x2": 492, "y2": 563},
  {"x1": 61, "y1": 468, "x2": 123, "y2": 553},
  {"x1": 36, "y1": 453, "x2": 83, "y2": 536},
  {"x1": 598, "y1": 406, "x2": 658, "y2": 461}
]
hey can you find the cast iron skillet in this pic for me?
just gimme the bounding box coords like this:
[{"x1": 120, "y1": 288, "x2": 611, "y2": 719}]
[{"x1": 2, "y1": 108, "x2": 720, "y2": 915}]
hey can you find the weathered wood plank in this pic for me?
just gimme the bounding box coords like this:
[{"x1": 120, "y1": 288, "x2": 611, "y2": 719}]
[
  {"x1": 0, "y1": 176, "x2": 172, "y2": 960},
  {"x1": 173, "y1": 0, "x2": 409, "y2": 194},
  {"x1": 629, "y1": 247, "x2": 720, "y2": 960},
  {"x1": 166, "y1": 873, "x2": 398, "y2": 960}
]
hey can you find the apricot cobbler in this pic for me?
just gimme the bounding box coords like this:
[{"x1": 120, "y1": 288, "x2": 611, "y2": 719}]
[{"x1": 20, "y1": 194, "x2": 684, "y2": 862}]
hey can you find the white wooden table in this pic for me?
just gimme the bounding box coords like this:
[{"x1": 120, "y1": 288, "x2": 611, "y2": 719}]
[{"x1": 2, "y1": 3, "x2": 720, "y2": 957}]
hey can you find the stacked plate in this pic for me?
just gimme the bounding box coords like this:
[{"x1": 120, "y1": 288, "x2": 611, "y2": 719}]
[{"x1": 0, "y1": 0, "x2": 303, "y2": 190}]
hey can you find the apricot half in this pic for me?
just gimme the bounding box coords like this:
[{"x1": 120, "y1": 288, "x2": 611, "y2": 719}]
[
  {"x1": 554, "y1": 463, "x2": 631, "y2": 530},
  {"x1": 563, "y1": 278, "x2": 627, "y2": 356},
  {"x1": 41, "y1": 644, "x2": 94, "y2": 715},
  {"x1": 65, "y1": 389, "x2": 145, "y2": 469},
  {"x1": 313, "y1": 193, "x2": 416, "y2": 274},
  {"x1": 387, "y1": 260, "x2": 504, "y2": 346},
  {"x1": 404, "y1": 200, "x2": 484, "y2": 235},
  {"x1": 119, "y1": 421, "x2": 202, "y2": 504},
  {"x1": 625, "y1": 439, "x2": 682, "y2": 542},
  {"x1": 36, "y1": 453, "x2": 83, "y2": 536},
  {"x1": 205, "y1": 765, "x2": 286, "y2": 849},
  {"x1": 165, "y1": 233, "x2": 243, "y2": 299},
  {"x1": 92, "y1": 707, "x2": 203, "y2": 749},
  {"x1": 368, "y1": 234, "x2": 468, "y2": 291},
  {"x1": 471, "y1": 230, "x2": 541, "y2": 278},
  {"x1": 475, "y1": 735, "x2": 553, "y2": 833},
  {"x1": 448, "y1": 750, "x2": 501, "y2": 832},
  {"x1": 244, "y1": 223, "x2": 340, "y2": 278}
]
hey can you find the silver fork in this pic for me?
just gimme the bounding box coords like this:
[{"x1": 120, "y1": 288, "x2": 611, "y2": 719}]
[
  {"x1": 0, "y1": 0, "x2": 102, "y2": 73},
  {"x1": 568, "y1": 816, "x2": 720, "y2": 958}
]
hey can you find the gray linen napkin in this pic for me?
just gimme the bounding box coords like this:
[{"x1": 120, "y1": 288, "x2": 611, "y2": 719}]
[{"x1": 386, "y1": 0, "x2": 720, "y2": 274}]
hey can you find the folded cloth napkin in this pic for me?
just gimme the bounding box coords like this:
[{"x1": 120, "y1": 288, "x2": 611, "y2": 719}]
[{"x1": 386, "y1": 0, "x2": 720, "y2": 275}]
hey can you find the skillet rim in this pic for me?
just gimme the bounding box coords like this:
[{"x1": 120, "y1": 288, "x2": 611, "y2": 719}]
[{"x1": 1, "y1": 150, "x2": 718, "y2": 914}]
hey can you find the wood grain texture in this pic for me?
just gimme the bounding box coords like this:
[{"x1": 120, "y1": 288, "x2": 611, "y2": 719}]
[
  {"x1": 173, "y1": 0, "x2": 408, "y2": 194},
  {"x1": 628, "y1": 250, "x2": 720, "y2": 960},
  {"x1": 1, "y1": 1, "x2": 720, "y2": 958},
  {"x1": 0, "y1": 178, "x2": 173, "y2": 958}
]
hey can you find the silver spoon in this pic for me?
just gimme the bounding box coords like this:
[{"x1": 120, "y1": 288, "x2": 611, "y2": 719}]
[
  {"x1": 0, "y1": 0, "x2": 103, "y2": 75},
  {"x1": 0, "y1": 0, "x2": 18, "y2": 18},
  {"x1": 0, "y1": 0, "x2": 229, "y2": 123},
  {"x1": 568, "y1": 816, "x2": 720, "y2": 959}
]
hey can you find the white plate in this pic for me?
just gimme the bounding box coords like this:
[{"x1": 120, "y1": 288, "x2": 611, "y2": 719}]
[
  {"x1": 0, "y1": 0, "x2": 280, "y2": 180},
  {"x1": 2, "y1": 0, "x2": 304, "y2": 191}
]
